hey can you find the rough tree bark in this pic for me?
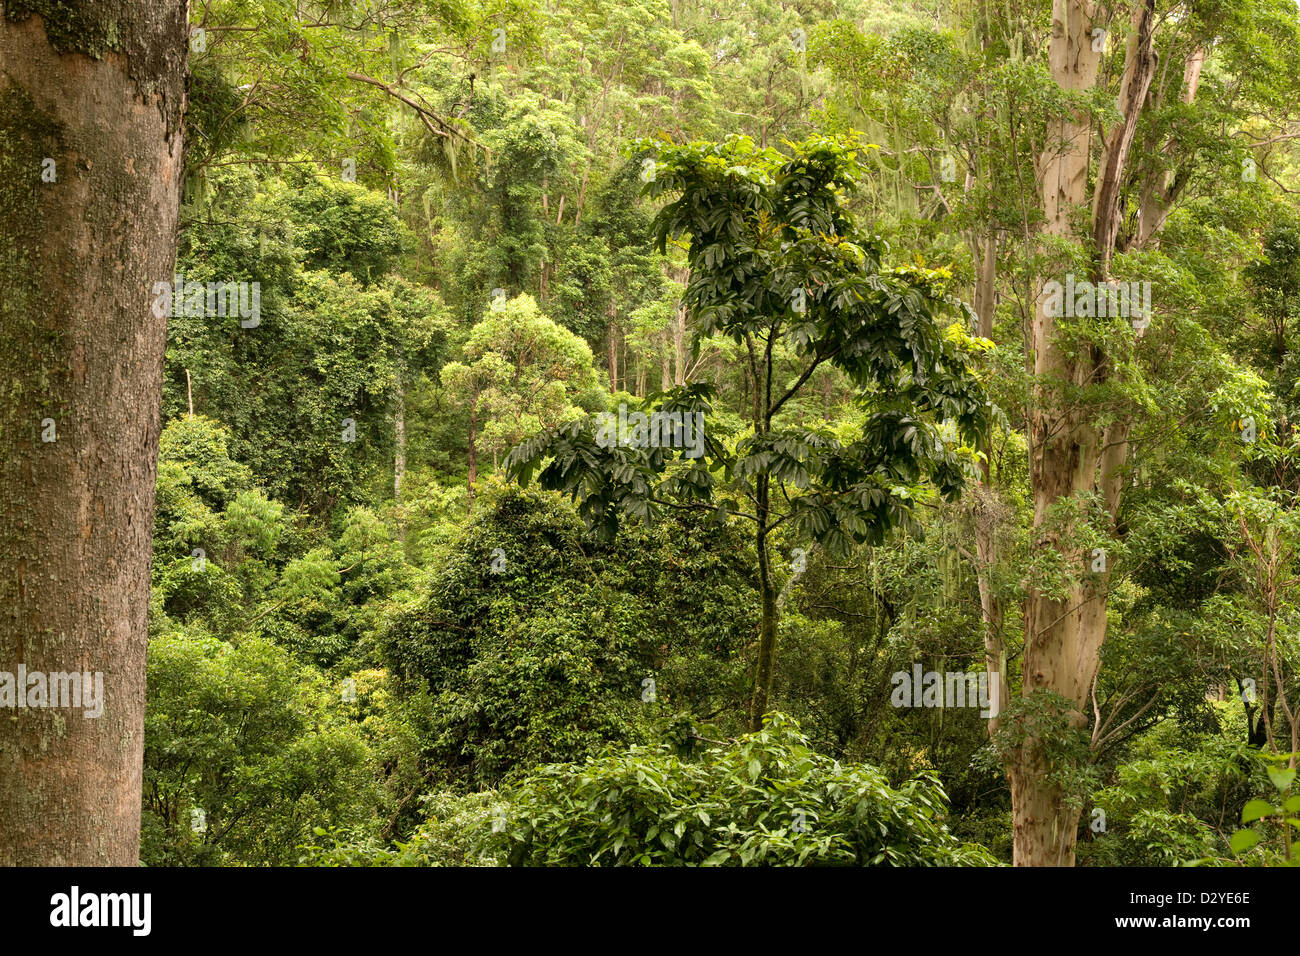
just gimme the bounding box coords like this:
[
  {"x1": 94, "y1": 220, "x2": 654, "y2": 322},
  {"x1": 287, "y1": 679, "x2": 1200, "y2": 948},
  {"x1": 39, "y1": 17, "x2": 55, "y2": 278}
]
[{"x1": 0, "y1": 1, "x2": 187, "y2": 865}]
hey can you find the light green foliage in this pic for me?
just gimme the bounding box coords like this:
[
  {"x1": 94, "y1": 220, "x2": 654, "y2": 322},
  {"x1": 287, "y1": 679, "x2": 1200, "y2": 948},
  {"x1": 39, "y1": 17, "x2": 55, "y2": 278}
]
[
  {"x1": 441, "y1": 293, "x2": 606, "y2": 470},
  {"x1": 1083, "y1": 719, "x2": 1256, "y2": 867},
  {"x1": 269, "y1": 172, "x2": 409, "y2": 282},
  {"x1": 141, "y1": 630, "x2": 381, "y2": 866},
  {"x1": 1222, "y1": 757, "x2": 1300, "y2": 866},
  {"x1": 304, "y1": 791, "x2": 509, "y2": 866},
  {"x1": 497, "y1": 714, "x2": 997, "y2": 866}
]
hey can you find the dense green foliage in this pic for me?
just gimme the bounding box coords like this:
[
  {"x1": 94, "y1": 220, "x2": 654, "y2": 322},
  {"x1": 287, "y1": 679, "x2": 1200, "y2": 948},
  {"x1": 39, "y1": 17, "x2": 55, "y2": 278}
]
[
  {"x1": 306, "y1": 715, "x2": 997, "y2": 866},
  {"x1": 133, "y1": 0, "x2": 1300, "y2": 867}
]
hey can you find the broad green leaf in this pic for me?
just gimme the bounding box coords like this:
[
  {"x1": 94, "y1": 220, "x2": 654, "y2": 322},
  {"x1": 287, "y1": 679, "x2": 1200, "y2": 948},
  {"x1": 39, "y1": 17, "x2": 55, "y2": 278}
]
[
  {"x1": 1230, "y1": 829, "x2": 1261, "y2": 855},
  {"x1": 1242, "y1": 799, "x2": 1275, "y2": 823},
  {"x1": 1267, "y1": 767, "x2": 1296, "y2": 793}
]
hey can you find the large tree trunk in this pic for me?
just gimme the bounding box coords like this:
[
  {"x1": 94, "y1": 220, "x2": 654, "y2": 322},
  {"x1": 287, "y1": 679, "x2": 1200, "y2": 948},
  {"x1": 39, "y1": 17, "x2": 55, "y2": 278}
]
[
  {"x1": 0, "y1": 2, "x2": 186, "y2": 865},
  {"x1": 1135, "y1": 47, "x2": 1203, "y2": 248},
  {"x1": 1012, "y1": 0, "x2": 1105, "y2": 868},
  {"x1": 1012, "y1": 0, "x2": 1157, "y2": 866}
]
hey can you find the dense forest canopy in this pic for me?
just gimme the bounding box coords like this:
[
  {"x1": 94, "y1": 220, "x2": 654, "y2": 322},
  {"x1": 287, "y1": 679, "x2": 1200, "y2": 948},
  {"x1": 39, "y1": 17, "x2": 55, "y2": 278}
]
[{"x1": 5, "y1": 0, "x2": 1300, "y2": 873}]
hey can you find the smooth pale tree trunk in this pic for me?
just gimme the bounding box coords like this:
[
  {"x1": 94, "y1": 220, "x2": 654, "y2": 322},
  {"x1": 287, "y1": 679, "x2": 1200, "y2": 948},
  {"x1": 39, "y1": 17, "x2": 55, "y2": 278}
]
[
  {"x1": 0, "y1": 2, "x2": 186, "y2": 865},
  {"x1": 1012, "y1": 0, "x2": 1157, "y2": 866},
  {"x1": 1014, "y1": 0, "x2": 1105, "y2": 868},
  {"x1": 669, "y1": 264, "x2": 689, "y2": 386},
  {"x1": 1135, "y1": 47, "x2": 1204, "y2": 248}
]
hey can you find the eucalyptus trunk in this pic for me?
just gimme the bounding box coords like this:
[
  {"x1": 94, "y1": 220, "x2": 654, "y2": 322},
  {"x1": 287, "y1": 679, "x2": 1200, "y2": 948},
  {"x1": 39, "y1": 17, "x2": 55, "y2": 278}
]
[{"x1": 1012, "y1": 0, "x2": 1156, "y2": 866}]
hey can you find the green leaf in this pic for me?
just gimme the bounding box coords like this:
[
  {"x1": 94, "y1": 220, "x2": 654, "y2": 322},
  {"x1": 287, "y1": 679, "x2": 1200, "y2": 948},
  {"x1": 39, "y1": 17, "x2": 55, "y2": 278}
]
[
  {"x1": 1242, "y1": 799, "x2": 1275, "y2": 823},
  {"x1": 1267, "y1": 766, "x2": 1296, "y2": 793},
  {"x1": 1230, "y1": 829, "x2": 1261, "y2": 855}
]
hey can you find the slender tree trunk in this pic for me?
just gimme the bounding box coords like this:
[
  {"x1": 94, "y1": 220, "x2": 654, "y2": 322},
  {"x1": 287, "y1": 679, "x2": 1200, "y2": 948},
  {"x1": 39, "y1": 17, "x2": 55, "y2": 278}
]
[
  {"x1": 394, "y1": 382, "x2": 407, "y2": 542},
  {"x1": 971, "y1": 232, "x2": 1007, "y2": 734},
  {"x1": 673, "y1": 303, "x2": 687, "y2": 386},
  {"x1": 747, "y1": 332, "x2": 779, "y2": 731},
  {"x1": 467, "y1": 400, "x2": 479, "y2": 505},
  {"x1": 607, "y1": 315, "x2": 618, "y2": 393},
  {"x1": 574, "y1": 164, "x2": 589, "y2": 227},
  {"x1": 749, "y1": 475, "x2": 777, "y2": 731},
  {"x1": 670, "y1": 264, "x2": 689, "y2": 386},
  {"x1": 0, "y1": 1, "x2": 187, "y2": 865}
]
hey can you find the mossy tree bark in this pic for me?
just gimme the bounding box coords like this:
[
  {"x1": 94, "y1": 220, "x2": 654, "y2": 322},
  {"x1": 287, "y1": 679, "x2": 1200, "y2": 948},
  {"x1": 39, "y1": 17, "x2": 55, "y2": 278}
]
[{"x1": 0, "y1": 1, "x2": 186, "y2": 865}]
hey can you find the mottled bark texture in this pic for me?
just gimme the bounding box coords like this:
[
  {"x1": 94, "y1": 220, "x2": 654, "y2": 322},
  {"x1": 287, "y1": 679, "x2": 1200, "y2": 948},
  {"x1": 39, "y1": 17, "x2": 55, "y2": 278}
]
[
  {"x1": 1012, "y1": 0, "x2": 1156, "y2": 866},
  {"x1": 0, "y1": 1, "x2": 186, "y2": 865}
]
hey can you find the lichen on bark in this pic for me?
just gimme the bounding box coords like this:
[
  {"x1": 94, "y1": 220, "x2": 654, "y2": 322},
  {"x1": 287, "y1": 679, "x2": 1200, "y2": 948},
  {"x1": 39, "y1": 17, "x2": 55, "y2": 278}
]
[{"x1": 2, "y1": 0, "x2": 189, "y2": 134}]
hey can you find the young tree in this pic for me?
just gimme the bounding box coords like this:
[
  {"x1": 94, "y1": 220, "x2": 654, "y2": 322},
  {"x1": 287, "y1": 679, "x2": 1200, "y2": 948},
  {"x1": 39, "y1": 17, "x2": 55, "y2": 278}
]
[
  {"x1": 442, "y1": 293, "x2": 605, "y2": 501},
  {"x1": 507, "y1": 135, "x2": 991, "y2": 730},
  {"x1": 0, "y1": 2, "x2": 187, "y2": 864},
  {"x1": 1224, "y1": 488, "x2": 1300, "y2": 768}
]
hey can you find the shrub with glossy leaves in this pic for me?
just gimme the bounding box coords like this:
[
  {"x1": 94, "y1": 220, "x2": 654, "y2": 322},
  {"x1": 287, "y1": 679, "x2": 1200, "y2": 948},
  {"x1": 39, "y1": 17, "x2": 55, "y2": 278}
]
[{"x1": 498, "y1": 714, "x2": 997, "y2": 866}]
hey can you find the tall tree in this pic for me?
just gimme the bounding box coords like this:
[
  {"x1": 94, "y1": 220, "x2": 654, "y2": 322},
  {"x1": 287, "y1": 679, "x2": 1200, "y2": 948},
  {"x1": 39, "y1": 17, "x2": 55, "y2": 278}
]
[
  {"x1": 0, "y1": 2, "x2": 187, "y2": 863},
  {"x1": 508, "y1": 135, "x2": 991, "y2": 731},
  {"x1": 443, "y1": 293, "x2": 605, "y2": 501}
]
